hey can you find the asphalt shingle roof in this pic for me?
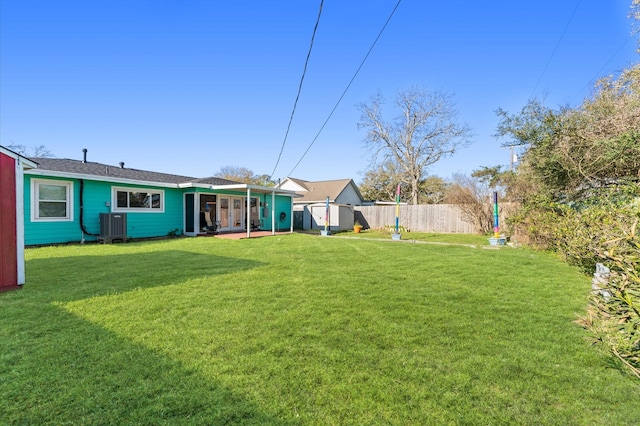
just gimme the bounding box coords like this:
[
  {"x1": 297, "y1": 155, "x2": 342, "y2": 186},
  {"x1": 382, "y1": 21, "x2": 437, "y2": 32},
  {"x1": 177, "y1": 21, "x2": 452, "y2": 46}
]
[
  {"x1": 287, "y1": 178, "x2": 356, "y2": 203},
  {"x1": 29, "y1": 157, "x2": 241, "y2": 186}
]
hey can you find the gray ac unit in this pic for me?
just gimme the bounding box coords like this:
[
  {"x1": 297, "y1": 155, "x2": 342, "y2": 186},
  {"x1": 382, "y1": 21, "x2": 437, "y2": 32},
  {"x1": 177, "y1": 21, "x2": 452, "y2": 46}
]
[{"x1": 99, "y1": 213, "x2": 127, "y2": 243}]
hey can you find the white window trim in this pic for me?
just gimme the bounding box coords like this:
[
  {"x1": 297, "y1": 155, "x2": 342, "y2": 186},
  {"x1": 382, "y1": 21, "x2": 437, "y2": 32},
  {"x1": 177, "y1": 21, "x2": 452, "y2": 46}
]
[
  {"x1": 31, "y1": 178, "x2": 74, "y2": 222},
  {"x1": 112, "y1": 186, "x2": 165, "y2": 213}
]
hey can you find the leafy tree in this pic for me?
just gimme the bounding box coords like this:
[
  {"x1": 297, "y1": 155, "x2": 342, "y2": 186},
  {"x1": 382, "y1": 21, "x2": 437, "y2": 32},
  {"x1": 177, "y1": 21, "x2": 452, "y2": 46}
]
[
  {"x1": 419, "y1": 176, "x2": 449, "y2": 204},
  {"x1": 358, "y1": 86, "x2": 472, "y2": 205},
  {"x1": 495, "y1": 65, "x2": 640, "y2": 201},
  {"x1": 494, "y1": 62, "x2": 640, "y2": 377},
  {"x1": 215, "y1": 166, "x2": 275, "y2": 186},
  {"x1": 359, "y1": 161, "x2": 448, "y2": 203},
  {"x1": 471, "y1": 165, "x2": 524, "y2": 202},
  {"x1": 359, "y1": 161, "x2": 408, "y2": 202}
]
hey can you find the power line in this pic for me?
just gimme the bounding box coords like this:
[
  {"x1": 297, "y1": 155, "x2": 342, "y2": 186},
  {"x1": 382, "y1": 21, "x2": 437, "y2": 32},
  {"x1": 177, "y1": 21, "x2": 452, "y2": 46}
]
[
  {"x1": 570, "y1": 35, "x2": 635, "y2": 105},
  {"x1": 530, "y1": 0, "x2": 582, "y2": 99},
  {"x1": 286, "y1": 0, "x2": 403, "y2": 178},
  {"x1": 269, "y1": 0, "x2": 324, "y2": 179}
]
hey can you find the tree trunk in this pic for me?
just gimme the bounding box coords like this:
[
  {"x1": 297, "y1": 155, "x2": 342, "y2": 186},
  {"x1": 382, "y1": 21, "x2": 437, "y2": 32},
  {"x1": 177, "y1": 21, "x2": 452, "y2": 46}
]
[{"x1": 411, "y1": 176, "x2": 420, "y2": 205}]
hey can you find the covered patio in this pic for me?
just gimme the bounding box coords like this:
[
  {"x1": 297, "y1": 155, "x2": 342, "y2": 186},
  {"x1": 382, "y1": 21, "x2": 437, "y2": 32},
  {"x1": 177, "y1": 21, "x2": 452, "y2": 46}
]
[{"x1": 183, "y1": 181, "x2": 297, "y2": 239}]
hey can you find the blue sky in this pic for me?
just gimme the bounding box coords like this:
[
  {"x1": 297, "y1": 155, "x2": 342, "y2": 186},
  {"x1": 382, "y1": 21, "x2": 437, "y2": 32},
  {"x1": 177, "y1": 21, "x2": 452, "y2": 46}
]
[{"x1": 1, "y1": 0, "x2": 637, "y2": 183}]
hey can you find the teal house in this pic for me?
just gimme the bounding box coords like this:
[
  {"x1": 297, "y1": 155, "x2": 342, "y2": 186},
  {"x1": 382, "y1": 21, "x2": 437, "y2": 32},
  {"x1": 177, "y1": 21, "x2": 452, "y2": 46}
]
[{"x1": 24, "y1": 152, "x2": 295, "y2": 246}]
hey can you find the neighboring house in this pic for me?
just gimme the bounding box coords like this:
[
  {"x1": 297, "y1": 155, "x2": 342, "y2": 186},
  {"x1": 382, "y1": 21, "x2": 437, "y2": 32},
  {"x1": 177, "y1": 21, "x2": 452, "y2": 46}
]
[
  {"x1": 278, "y1": 177, "x2": 364, "y2": 206},
  {"x1": 0, "y1": 146, "x2": 37, "y2": 291},
  {"x1": 23, "y1": 153, "x2": 295, "y2": 246},
  {"x1": 277, "y1": 177, "x2": 365, "y2": 231}
]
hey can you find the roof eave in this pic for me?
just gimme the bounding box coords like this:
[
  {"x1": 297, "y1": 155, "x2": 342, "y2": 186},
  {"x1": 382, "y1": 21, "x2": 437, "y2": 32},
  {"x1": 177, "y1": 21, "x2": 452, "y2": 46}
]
[
  {"x1": 25, "y1": 169, "x2": 182, "y2": 188},
  {"x1": 204, "y1": 183, "x2": 297, "y2": 195}
]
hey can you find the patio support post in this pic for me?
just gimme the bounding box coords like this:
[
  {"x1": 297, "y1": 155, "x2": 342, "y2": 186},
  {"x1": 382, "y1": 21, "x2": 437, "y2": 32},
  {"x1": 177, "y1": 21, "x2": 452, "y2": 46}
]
[
  {"x1": 271, "y1": 190, "x2": 276, "y2": 235},
  {"x1": 290, "y1": 195, "x2": 293, "y2": 233},
  {"x1": 246, "y1": 188, "x2": 251, "y2": 239}
]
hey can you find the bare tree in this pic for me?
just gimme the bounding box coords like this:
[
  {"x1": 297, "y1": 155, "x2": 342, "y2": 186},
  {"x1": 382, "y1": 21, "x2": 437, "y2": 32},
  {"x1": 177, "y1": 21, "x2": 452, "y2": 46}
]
[
  {"x1": 6, "y1": 144, "x2": 54, "y2": 158},
  {"x1": 632, "y1": 0, "x2": 640, "y2": 51},
  {"x1": 358, "y1": 86, "x2": 472, "y2": 204},
  {"x1": 443, "y1": 173, "x2": 494, "y2": 234}
]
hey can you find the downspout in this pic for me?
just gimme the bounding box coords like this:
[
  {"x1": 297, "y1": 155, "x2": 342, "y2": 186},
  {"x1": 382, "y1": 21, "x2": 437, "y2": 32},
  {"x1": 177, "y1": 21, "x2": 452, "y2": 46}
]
[{"x1": 80, "y1": 179, "x2": 100, "y2": 238}]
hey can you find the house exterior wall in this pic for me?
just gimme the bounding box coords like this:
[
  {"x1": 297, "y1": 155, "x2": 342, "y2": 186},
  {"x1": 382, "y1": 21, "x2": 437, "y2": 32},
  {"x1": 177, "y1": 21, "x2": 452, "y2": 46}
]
[
  {"x1": 23, "y1": 176, "x2": 186, "y2": 245},
  {"x1": 271, "y1": 194, "x2": 293, "y2": 231},
  {"x1": 278, "y1": 179, "x2": 306, "y2": 193},
  {"x1": 335, "y1": 184, "x2": 363, "y2": 206},
  {"x1": 23, "y1": 174, "x2": 295, "y2": 245},
  {"x1": 0, "y1": 152, "x2": 18, "y2": 289}
]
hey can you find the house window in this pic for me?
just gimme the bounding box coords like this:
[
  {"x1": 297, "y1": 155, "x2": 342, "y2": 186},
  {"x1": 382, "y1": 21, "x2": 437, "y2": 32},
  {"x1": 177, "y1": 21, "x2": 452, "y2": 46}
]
[
  {"x1": 113, "y1": 187, "x2": 164, "y2": 212},
  {"x1": 31, "y1": 179, "x2": 73, "y2": 221}
]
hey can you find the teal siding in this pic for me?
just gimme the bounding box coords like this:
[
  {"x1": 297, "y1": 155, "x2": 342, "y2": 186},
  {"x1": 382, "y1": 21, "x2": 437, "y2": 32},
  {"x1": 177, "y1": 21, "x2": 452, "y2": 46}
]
[
  {"x1": 258, "y1": 194, "x2": 292, "y2": 231},
  {"x1": 274, "y1": 195, "x2": 292, "y2": 230},
  {"x1": 24, "y1": 176, "x2": 187, "y2": 245},
  {"x1": 78, "y1": 180, "x2": 115, "y2": 236},
  {"x1": 23, "y1": 174, "x2": 294, "y2": 245},
  {"x1": 24, "y1": 176, "x2": 84, "y2": 245},
  {"x1": 124, "y1": 186, "x2": 184, "y2": 239}
]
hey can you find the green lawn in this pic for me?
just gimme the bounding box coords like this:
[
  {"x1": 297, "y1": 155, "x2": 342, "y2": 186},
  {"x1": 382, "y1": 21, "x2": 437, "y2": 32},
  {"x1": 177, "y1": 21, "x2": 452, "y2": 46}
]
[
  {"x1": 1, "y1": 233, "x2": 639, "y2": 425},
  {"x1": 339, "y1": 229, "x2": 493, "y2": 245}
]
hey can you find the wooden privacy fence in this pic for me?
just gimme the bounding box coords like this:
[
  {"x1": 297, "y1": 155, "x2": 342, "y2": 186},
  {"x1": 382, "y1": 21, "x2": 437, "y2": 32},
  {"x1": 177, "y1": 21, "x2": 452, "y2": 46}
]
[{"x1": 354, "y1": 204, "x2": 511, "y2": 234}]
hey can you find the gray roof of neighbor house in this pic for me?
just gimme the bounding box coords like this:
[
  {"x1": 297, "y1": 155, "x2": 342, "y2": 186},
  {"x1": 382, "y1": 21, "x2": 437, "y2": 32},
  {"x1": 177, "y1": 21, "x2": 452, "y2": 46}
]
[
  {"x1": 29, "y1": 157, "x2": 241, "y2": 186},
  {"x1": 287, "y1": 178, "x2": 363, "y2": 203}
]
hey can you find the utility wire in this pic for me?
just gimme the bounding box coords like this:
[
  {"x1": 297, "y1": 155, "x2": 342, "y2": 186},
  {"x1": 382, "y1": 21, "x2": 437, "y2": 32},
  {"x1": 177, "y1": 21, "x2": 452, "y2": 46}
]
[
  {"x1": 269, "y1": 0, "x2": 324, "y2": 179},
  {"x1": 286, "y1": 0, "x2": 403, "y2": 178},
  {"x1": 530, "y1": 0, "x2": 582, "y2": 99},
  {"x1": 570, "y1": 35, "x2": 635, "y2": 105}
]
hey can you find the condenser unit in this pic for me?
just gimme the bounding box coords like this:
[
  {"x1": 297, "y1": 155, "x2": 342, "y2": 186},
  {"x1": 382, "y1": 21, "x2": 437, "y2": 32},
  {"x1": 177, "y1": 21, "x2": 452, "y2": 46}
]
[{"x1": 99, "y1": 213, "x2": 127, "y2": 243}]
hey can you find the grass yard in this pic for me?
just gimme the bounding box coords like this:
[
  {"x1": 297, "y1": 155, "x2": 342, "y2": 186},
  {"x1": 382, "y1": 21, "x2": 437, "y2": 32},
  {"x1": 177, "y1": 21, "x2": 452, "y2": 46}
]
[
  {"x1": 338, "y1": 229, "x2": 492, "y2": 246},
  {"x1": 1, "y1": 233, "x2": 639, "y2": 425}
]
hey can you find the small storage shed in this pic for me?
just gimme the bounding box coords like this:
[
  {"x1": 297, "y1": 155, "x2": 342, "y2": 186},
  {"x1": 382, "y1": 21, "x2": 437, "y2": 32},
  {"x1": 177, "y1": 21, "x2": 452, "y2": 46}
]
[
  {"x1": 0, "y1": 146, "x2": 37, "y2": 291},
  {"x1": 305, "y1": 203, "x2": 355, "y2": 232},
  {"x1": 280, "y1": 177, "x2": 364, "y2": 232}
]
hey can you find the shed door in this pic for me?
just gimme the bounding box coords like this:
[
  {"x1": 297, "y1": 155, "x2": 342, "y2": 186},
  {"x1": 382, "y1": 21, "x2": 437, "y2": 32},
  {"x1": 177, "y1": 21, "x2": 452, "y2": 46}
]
[
  {"x1": 0, "y1": 154, "x2": 18, "y2": 289},
  {"x1": 310, "y1": 206, "x2": 327, "y2": 230}
]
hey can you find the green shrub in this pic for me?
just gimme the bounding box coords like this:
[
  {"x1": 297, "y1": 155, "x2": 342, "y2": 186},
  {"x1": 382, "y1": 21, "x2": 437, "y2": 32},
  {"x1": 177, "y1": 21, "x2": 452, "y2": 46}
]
[
  {"x1": 380, "y1": 224, "x2": 409, "y2": 233},
  {"x1": 506, "y1": 196, "x2": 567, "y2": 250},
  {"x1": 509, "y1": 184, "x2": 640, "y2": 377},
  {"x1": 579, "y1": 217, "x2": 640, "y2": 378}
]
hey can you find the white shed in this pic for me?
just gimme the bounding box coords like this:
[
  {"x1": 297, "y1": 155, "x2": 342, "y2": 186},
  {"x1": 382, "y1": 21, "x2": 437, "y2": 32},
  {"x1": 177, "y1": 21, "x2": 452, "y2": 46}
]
[{"x1": 305, "y1": 203, "x2": 355, "y2": 232}]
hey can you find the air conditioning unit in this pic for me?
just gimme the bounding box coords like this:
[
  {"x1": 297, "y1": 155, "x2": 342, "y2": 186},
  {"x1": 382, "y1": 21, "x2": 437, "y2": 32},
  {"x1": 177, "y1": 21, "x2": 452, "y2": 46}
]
[{"x1": 99, "y1": 213, "x2": 127, "y2": 243}]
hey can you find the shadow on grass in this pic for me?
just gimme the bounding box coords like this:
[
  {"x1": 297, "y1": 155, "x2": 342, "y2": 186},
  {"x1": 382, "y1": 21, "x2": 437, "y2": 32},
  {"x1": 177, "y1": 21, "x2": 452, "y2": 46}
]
[
  {"x1": 23, "y1": 250, "x2": 264, "y2": 303},
  {"x1": 0, "y1": 250, "x2": 283, "y2": 423},
  {"x1": 0, "y1": 303, "x2": 292, "y2": 425}
]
